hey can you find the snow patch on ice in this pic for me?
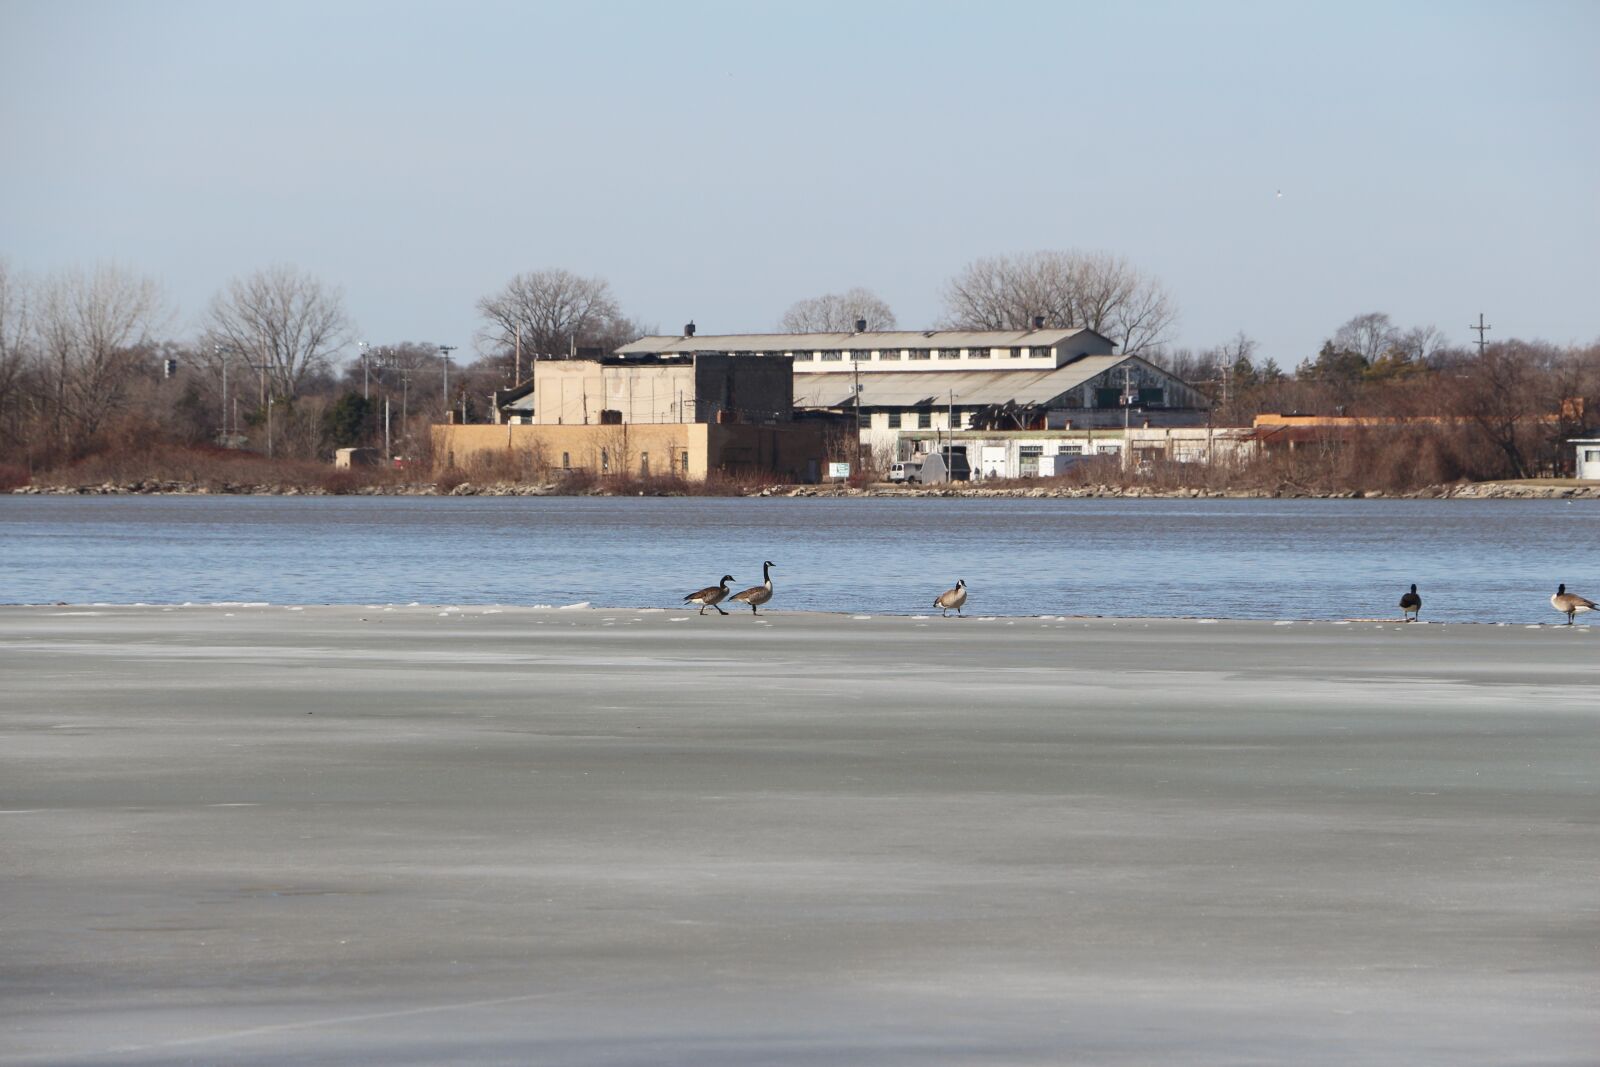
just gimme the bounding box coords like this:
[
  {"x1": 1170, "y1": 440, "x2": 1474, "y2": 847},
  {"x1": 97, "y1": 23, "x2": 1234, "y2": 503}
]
[{"x1": 559, "y1": 602, "x2": 590, "y2": 610}]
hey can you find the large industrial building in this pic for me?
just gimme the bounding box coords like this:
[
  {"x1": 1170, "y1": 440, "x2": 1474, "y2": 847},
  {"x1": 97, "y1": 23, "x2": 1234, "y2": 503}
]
[{"x1": 613, "y1": 325, "x2": 1210, "y2": 438}]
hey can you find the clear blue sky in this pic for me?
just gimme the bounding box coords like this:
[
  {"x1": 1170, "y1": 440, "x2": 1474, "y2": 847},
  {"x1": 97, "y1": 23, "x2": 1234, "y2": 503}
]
[{"x1": 2, "y1": 0, "x2": 1595, "y2": 366}]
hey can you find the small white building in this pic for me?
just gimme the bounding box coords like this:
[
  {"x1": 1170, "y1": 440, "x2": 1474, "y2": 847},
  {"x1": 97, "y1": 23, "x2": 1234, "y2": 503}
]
[
  {"x1": 903, "y1": 427, "x2": 1255, "y2": 479},
  {"x1": 1573, "y1": 437, "x2": 1600, "y2": 480}
]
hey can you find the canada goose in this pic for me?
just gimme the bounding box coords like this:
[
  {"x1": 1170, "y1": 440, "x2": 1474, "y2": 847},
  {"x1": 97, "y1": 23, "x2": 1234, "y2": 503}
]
[
  {"x1": 1551, "y1": 584, "x2": 1596, "y2": 625},
  {"x1": 730, "y1": 561, "x2": 775, "y2": 615},
  {"x1": 1399, "y1": 583, "x2": 1422, "y2": 622},
  {"x1": 934, "y1": 579, "x2": 967, "y2": 617},
  {"x1": 685, "y1": 575, "x2": 735, "y2": 616}
]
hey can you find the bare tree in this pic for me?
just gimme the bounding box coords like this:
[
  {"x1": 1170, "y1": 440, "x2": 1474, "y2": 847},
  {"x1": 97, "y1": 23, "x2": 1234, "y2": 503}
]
[
  {"x1": 0, "y1": 260, "x2": 32, "y2": 444},
  {"x1": 475, "y1": 269, "x2": 625, "y2": 359},
  {"x1": 940, "y1": 250, "x2": 1176, "y2": 355},
  {"x1": 202, "y1": 266, "x2": 353, "y2": 400},
  {"x1": 779, "y1": 288, "x2": 896, "y2": 332},
  {"x1": 1331, "y1": 312, "x2": 1399, "y2": 364},
  {"x1": 33, "y1": 264, "x2": 167, "y2": 448}
]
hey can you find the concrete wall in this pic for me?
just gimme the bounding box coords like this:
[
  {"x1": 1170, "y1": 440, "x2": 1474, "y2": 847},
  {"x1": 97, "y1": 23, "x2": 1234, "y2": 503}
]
[
  {"x1": 431, "y1": 421, "x2": 827, "y2": 482},
  {"x1": 694, "y1": 354, "x2": 793, "y2": 424},
  {"x1": 534, "y1": 362, "x2": 697, "y2": 426},
  {"x1": 531, "y1": 356, "x2": 793, "y2": 427},
  {"x1": 433, "y1": 423, "x2": 699, "y2": 477}
]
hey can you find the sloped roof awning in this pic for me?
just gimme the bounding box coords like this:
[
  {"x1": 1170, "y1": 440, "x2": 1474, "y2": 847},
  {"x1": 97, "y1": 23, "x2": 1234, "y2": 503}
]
[{"x1": 793, "y1": 357, "x2": 1130, "y2": 409}]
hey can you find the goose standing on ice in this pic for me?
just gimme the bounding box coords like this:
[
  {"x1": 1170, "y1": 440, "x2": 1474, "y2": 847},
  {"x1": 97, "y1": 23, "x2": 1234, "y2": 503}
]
[
  {"x1": 730, "y1": 561, "x2": 775, "y2": 615},
  {"x1": 1551, "y1": 584, "x2": 1596, "y2": 625},
  {"x1": 685, "y1": 575, "x2": 735, "y2": 616},
  {"x1": 1399, "y1": 584, "x2": 1422, "y2": 622},
  {"x1": 934, "y1": 579, "x2": 967, "y2": 617}
]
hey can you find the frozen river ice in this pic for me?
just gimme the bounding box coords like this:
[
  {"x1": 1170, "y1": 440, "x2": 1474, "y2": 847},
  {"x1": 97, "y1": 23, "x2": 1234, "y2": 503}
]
[{"x1": 2, "y1": 605, "x2": 1597, "y2": 1064}]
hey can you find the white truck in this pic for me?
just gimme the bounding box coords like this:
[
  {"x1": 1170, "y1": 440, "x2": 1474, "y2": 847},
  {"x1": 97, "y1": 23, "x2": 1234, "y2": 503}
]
[{"x1": 888, "y1": 460, "x2": 923, "y2": 483}]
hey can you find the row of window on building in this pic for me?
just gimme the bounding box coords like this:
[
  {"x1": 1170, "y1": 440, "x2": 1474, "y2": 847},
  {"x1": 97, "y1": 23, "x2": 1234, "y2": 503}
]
[
  {"x1": 727, "y1": 347, "x2": 1056, "y2": 362},
  {"x1": 560, "y1": 448, "x2": 689, "y2": 476}
]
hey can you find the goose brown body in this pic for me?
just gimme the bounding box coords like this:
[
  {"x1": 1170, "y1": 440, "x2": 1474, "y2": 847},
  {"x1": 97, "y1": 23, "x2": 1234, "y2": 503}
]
[
  {"x1": 1399, "y1": 584, "x2": 1422, "y2": 622},
  {"x1": 934, "y1": 579, "x2": 967, "y2": 617},
  {"x1": 1552, "y1": 584, "x2": 1596, "y2": 625},
  {"x1": 730, "y1": 561, "x2": 775, "y2": 615},
  {"x1": 685, "y1": 575, "x2": 735, "y2": 616}
]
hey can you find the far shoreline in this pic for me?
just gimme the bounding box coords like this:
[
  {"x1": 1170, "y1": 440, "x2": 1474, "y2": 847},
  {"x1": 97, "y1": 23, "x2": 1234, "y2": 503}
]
[{"x1": 10, "y1": 478, "x2": 1600, "y2": 501}]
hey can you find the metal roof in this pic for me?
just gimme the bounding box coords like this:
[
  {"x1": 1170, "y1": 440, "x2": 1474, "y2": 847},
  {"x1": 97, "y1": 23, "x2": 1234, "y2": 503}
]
[
  {"x1": 615, "y1": 327, "x2": 1110, "y2": 355},
  {"x1": 794, "y1": 355, "x2": 1134, "y2": 408}
]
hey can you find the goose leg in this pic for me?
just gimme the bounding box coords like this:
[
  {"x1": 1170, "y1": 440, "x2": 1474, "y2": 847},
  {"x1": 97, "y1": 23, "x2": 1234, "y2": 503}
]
[
  {"x1": 715, "y1": 603, "x2": 729, "y2": 616},
  {"x1": 698, "y1": 604, "x2": 706, "y2": 615}
]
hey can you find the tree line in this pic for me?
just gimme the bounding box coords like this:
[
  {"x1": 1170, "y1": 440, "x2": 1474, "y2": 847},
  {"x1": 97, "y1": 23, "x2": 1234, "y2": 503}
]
[
  {"x1": 1, "y1": 252, "x2": 1595, "y2": 484},
  {"x1": 1160, "y1": 312, "x2": 1600, "y2": 480}
]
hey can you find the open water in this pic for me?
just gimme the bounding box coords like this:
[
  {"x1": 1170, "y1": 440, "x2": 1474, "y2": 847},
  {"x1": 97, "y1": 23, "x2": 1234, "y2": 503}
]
[{"x1": 1, "y1": 495, "x2": 1596, "y2": 622}]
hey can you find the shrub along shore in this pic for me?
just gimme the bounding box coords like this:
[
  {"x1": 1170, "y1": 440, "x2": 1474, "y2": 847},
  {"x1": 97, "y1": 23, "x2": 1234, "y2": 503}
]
[{"x1": 11, "y1": 477, "x2": 1599, "y2": 500}]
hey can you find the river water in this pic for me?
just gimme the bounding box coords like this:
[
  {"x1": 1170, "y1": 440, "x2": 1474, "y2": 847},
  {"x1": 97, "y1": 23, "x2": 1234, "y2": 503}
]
[{"x1": 1, "y1": 495, "x2": 1596, "y2": 622}]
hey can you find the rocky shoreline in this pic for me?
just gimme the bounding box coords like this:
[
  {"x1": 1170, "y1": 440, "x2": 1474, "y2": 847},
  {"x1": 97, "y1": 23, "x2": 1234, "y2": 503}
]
[{"x1": 11, "y1": 479, "x2": 1600, "y2": 500}]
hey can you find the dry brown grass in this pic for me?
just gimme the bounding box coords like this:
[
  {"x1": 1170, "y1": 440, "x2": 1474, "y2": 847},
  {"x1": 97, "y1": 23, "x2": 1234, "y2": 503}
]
[{"x1": 29, "y1": 444, "x2": 417, "y2": 494}]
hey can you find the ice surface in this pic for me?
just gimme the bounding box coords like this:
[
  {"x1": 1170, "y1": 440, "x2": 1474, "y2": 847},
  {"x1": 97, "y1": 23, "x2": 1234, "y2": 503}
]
[{"x1": 1, "y1": 606, "x2": 1596, "y2": 1066}]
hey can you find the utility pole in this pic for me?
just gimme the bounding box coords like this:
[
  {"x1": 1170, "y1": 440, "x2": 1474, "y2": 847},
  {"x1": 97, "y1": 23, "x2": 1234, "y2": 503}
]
[
  {"x1": 852, "y1": 353, "x2": 863, "y2": 474},
  {"x1": 1469, "y1": 313, "x2": 1492, "y2": 356},
  {"x1": 384, "y1": 397, "x2": 391, "y2": 460},
  {"x1": 948, "y1": 389, "x2": 955, "y2": 476},
  {"x1": 267, "y1": 396, "x2": 274, "y2": 459},
  {"x1": 439, "y1": 345, "x2": 457, "y2": 410},
  {"x1": 358, "y1": 341, "x2": 370, "y2": 399},
  {"x1": 218, "y1": 350, "x2": 228, "y2": 438}
]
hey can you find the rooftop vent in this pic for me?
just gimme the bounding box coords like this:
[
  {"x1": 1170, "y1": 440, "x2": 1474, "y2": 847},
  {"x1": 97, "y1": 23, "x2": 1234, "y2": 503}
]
[
  {"x1": 1032, "y1": 315, "x2": 1045, "y2": 330},
  {"x1": 684, "y1": 321, "x2": 696, "y2": 338},
  {"x1": 855, "y1": 318, "x2": 867, "y2": 333}
]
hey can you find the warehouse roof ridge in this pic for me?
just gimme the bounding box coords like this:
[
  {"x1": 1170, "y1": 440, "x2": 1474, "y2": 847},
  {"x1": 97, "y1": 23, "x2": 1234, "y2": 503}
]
[{"x1": 615, "y1": 326, "x2": 1115, "y2": 354}]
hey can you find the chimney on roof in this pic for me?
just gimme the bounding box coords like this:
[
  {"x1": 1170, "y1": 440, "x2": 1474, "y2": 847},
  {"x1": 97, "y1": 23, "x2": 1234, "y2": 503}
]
[
  {"x1": 684, "y1": 321, "x2": 696, "y2": 338},
  {"x1": 855, "y1": 318, "x2": 867, "y2": 333},
  {"x1": 1032, "y1": 315, "x2": 1045, "y2": 330}
]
